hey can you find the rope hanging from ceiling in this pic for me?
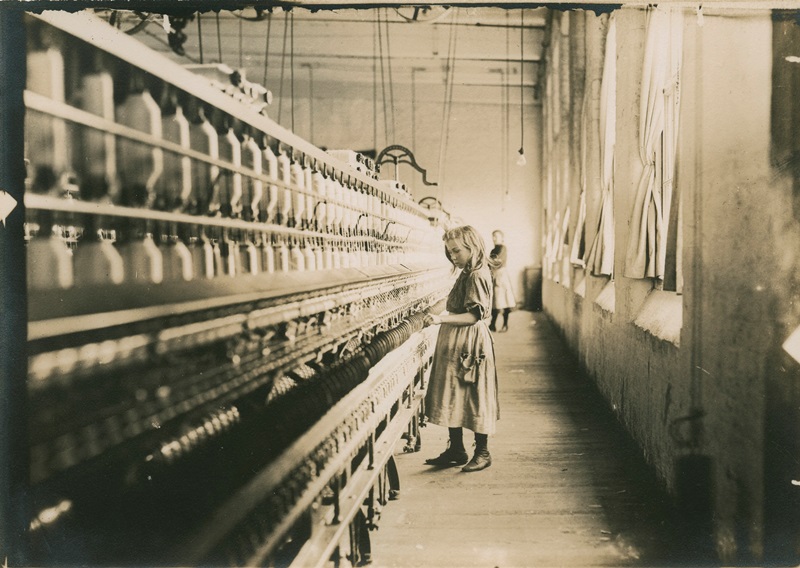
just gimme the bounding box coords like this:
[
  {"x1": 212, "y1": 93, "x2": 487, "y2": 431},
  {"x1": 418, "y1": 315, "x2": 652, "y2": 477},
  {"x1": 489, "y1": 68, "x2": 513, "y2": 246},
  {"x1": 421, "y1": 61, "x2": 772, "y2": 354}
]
[
  {"x1": 306, "y1": 64, "x2": 315, "y2": 141},
  {"x1": 504, "y1": 10, "x2": 510, "y2": 205},
  {"x1": 436, "y1": 6, "x2": 459, "y2": 205},
  {"x1": 520, "y1": 9, "x2": 525, "y2": 156},
  {"x1": 278, "y1": 11, "x2": 289, "y2": 125},
  {"x1": 384, "y1": 9, "x2": 396, "y2": 144},
  {"x1": 411, "y1": 68, "x2": 417, "y2": 153},
  {"x1": 263, "y1": 12, "x2": 272, "y2": 86},
  {"x1": 197, "y1": 13, "x2": 204, "y2": 64},
  {"x1": 373, "y1": 13, "x2": 378, "y2": 152},
  {"x1": 373, "y1": 9, "x2": 398, "y2": 151},
  {"x1": 215, "y1": 11, "x2": 222, "y2": 63},
  {"x1": 290, "y1": 11, "x2": 295, "y2": 133},
  {"x1": 377, "y1": 11, "x2": 389, "y2": 149}
]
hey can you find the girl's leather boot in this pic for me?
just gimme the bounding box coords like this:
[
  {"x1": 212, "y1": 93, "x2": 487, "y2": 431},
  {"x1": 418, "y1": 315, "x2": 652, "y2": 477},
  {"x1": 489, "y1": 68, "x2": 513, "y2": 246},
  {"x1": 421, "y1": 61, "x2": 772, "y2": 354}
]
[
  {"x1": 463, "y1": 433, "x2": 492, "y2": 472},
  {"x1": 425, "y1": 427, "x2": 468, "y2": 466}
]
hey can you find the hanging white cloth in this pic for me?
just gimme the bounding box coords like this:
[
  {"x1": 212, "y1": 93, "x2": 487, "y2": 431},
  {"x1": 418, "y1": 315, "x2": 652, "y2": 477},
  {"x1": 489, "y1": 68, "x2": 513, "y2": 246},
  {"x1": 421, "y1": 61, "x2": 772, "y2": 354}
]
[
  {"x1": 586, "y1": 14, "x2": 616, "y2": 277},
  {"x1": 547, "y1": 211, "x2": 561, "y2": 282},
  {"x1": 542, "y1": 30, "x2": 559, "y2": 282},
  {"x1": 663, "y1": 9, "x2": 684, "y2": 293},
  {"x1": 570, "y1": 91, "x2": 590, "y2": 269},
  {"x1": 557, "y1": 205, "x2": 571, "y2": 263},
  {"x1": 570, "y1": 192, "x2": 587, "y2": 269},
  {"x1": 624, "y1": 7, "x2": 683, "y2": 280},
  {"x1": 559, "y1": 205, "x2": 572, "y2": 286}
]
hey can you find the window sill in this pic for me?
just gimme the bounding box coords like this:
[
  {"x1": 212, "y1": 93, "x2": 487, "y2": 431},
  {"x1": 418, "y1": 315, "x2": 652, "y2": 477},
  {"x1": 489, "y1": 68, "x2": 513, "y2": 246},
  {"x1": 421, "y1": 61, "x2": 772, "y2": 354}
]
[
  {"x1": 783, "y1": 324, "x2": 800, "y2": 364},
  {"x1": 559, "y1": 258, "x2": 572, "y2": 288},
  {"x1": 574, "y1": 276, "x2": 586, "y2": 298},
  {"x1": 633, "y1": 289, "x2": 682, "y2": 346},
  {"x1": 594, "y1": 280, "x2": 615, "y2": 313}
]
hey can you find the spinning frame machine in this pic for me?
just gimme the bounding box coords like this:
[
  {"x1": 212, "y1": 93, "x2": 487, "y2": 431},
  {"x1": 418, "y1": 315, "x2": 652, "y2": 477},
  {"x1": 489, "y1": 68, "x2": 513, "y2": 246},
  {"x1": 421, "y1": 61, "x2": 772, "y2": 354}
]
[{"x1": 15, "y1": 10, "x2": 453, "y2": 566}]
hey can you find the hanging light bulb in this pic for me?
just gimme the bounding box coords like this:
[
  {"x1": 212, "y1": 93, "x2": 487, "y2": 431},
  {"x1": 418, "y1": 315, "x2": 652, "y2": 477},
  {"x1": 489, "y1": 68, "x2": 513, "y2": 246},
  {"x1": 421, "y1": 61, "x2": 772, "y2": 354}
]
[{"x1": 516, "y1": 147, "x2": 526, "y2": 167}]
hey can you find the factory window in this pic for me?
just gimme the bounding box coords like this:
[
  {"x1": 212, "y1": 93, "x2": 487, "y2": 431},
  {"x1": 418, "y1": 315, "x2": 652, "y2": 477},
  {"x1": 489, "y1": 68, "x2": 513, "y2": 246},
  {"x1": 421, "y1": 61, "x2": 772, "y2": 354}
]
[
  {"x1": 586, "y1": 13, "x2": 616, "y2": 281},
  {"x1": 661, "y1": 69, "x2": 683, "y2": 294},
  {"x1": 541, "y1": 13, "x2": 570, "y2": 286},
  {"x1": 623, "y1": 6, "x2": 683, "y2": 294},
  {"x1": 570, "y1": 92, "x2": 589, "y2": 297}
]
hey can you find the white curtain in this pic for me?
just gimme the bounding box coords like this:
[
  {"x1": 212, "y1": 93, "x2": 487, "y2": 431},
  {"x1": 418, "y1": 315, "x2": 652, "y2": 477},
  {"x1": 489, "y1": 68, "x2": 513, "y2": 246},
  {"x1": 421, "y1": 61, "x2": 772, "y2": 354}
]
[
  {"x1": 557, "y1": 205, "x2": 571, "y2": 285},
  {"x1": 624, "y1": 7, "x2": 683, "y2": 280},
  {"x1": 542, "y1": 65, "x2": 555, "y2": 280},
  {"x1": 570, "y1": 193, "x2": 587, "y2": 269},
  {"x1": 547, "y1": 212, "x2": 561, "y2": 282},
  {"x1": 543, "y1": 214, "x2": 553, "y2": 280},
  {"x1": 586, "y1": 14, "x2": 616, "y2": 277},
  {"x1": 570, "y1": 92, "x2": 589, "y2": 269},
  {"x1": 543, "y1": 27, "x2": 560, "y2": 281},
  {"x1": 663, "y1": 9, "x2": 684, "y2": 293}
]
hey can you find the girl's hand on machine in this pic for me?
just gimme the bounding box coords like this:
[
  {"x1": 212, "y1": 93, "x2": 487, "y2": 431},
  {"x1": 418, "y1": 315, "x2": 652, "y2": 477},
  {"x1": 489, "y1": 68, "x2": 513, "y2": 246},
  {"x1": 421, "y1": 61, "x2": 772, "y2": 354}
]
[{"x1": 423, "y1": 314, "x2": 441, "y2": 327}]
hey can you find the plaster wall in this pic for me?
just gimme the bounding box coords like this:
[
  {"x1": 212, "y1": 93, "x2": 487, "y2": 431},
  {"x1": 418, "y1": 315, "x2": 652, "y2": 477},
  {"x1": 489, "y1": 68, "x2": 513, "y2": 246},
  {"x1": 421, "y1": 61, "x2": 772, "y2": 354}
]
[
  {"x1": 679, "y1": 14, "x2": 773, "y2": 561},
  {"x1": 542, "y1": 7, "x2": 790, "y2": 562}
]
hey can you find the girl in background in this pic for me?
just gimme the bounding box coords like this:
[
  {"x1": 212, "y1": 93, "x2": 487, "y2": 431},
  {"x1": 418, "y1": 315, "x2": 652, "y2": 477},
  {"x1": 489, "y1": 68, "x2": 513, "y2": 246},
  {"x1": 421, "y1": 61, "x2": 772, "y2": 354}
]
[{"x1": 489, "y1": 229, "x2": 516, "y2": 333}]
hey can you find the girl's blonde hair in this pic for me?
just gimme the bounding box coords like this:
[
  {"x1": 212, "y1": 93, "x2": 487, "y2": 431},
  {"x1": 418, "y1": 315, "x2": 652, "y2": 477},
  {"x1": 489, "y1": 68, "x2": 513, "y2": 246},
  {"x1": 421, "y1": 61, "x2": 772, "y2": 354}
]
[{"x1": 443, "y1": 225, "x2": 499, "y2": 271}]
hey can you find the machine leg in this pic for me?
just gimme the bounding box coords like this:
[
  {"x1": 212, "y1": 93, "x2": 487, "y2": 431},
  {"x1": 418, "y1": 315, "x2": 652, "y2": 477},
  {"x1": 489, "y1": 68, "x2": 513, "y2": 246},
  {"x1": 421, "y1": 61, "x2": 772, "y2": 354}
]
[
  {"x1": 386, "y1": 456, "x2": 400, "y2": 501},
  {"x1": 347, "y1": 509, "x2": 372, "y2": 566},
  {"x1": 402, "y1": 413, "x2": 424, "y2": 453}
]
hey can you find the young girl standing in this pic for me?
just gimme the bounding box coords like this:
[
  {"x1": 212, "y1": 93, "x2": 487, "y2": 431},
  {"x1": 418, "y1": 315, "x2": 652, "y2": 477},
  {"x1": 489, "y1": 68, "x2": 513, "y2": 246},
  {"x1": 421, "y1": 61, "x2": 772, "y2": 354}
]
[
  {"x1": 489, "y1": 229, "x2": 516, "y2": 332},
  {"x1": 422, "y1": 226, "x2": 500, "y2": 472}
]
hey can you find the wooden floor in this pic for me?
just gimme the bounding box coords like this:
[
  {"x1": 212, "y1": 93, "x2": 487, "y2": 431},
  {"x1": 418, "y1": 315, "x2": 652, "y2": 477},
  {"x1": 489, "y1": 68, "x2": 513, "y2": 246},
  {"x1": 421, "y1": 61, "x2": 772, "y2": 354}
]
[{"x1": 372, "y1": 310, "x2": 679, "y2": 567}]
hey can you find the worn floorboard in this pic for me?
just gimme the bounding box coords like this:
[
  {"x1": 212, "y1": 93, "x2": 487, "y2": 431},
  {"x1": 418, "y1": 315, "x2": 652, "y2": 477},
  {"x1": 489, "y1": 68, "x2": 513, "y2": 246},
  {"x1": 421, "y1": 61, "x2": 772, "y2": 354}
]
[{"x1": 371, "y1": 310, "x2": 680, "y2": 568}]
